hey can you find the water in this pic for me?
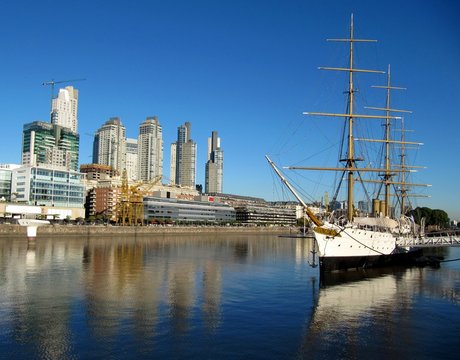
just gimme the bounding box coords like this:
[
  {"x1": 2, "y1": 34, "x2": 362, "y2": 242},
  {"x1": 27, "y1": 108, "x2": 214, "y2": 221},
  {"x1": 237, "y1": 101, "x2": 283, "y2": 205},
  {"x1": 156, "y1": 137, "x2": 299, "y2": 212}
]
[{"x1": 0, "y1": 233, "x2": 459, "y2": 359}]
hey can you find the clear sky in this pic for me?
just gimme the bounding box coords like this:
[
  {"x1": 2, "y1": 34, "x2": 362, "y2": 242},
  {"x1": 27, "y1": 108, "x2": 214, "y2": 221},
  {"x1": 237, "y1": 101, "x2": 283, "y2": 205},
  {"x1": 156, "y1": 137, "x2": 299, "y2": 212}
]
[{"x1": 1, "y1": 0, "x2": 459, "y2": 219}]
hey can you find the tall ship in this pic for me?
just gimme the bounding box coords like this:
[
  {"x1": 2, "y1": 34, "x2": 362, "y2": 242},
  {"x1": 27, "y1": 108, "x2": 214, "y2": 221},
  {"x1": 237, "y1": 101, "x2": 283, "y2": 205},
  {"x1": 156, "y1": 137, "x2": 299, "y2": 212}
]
[{"x1": 267, "y1": 15, "x2": 431, "y2": 272}]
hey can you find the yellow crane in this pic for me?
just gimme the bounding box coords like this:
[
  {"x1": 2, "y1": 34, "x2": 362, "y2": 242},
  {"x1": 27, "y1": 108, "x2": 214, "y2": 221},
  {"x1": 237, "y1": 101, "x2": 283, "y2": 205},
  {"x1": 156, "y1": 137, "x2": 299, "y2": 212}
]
[{"x1": 117, "y1": 170, "x2": 162, "y2": 225}]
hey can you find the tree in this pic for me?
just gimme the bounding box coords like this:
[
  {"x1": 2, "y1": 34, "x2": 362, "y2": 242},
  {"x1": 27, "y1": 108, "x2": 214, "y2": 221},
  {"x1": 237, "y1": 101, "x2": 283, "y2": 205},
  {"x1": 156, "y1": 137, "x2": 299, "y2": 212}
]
[{"x1": 408, "y1": 207, "x2": 450, "y2": 229}]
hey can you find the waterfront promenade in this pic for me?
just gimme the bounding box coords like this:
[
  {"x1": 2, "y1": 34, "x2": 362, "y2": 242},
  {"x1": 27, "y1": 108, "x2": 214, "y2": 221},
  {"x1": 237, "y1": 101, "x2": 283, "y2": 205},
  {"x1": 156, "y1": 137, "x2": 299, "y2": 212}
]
[{"x1": 0, "y1": 223, "x2": 294, "y2": 238}]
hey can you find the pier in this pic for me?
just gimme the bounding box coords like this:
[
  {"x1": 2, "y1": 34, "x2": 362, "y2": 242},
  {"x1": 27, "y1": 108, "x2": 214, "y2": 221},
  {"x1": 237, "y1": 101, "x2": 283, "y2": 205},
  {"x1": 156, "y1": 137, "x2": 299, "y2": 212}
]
[{"x1": 397, "y1": 230, "x2": 460, "y2": 248}]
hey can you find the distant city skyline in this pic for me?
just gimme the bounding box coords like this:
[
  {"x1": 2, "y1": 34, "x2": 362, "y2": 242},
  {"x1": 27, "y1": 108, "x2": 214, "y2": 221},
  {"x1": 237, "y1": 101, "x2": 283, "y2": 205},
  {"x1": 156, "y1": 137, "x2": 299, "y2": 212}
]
[{"x1": 0, "y1": 1, "x2": 459, "y2": 219}]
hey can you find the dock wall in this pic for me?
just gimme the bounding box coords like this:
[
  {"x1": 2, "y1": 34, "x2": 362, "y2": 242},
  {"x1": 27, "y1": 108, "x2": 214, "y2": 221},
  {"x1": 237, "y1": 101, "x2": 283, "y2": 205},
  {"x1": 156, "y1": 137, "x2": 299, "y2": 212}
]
[{"x1": 0, "y1": 224, "x2": 294, "y2": 238}]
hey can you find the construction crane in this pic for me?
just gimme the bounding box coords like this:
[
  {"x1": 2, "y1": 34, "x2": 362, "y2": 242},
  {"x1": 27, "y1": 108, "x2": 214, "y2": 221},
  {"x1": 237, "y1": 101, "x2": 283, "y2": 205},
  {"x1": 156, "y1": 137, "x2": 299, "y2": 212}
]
[
  {"x1": 42, "y1": 78, "x2": 86, "y2": 112},
  {"x1": 116, "y1": 170, "x2": 163, "y2": 226}
]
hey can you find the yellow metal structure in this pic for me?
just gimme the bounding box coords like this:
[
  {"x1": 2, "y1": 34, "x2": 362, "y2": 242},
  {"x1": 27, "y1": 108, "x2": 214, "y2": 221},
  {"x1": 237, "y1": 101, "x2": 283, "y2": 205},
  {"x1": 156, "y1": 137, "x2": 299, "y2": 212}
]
[{"x1": 117, "y1": 170, "x2": 162, "y2": 225}]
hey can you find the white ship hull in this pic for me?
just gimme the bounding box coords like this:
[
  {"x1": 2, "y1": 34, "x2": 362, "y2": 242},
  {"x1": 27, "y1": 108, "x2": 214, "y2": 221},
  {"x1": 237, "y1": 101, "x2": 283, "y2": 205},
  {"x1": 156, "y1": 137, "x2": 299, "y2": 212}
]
[{"x1": 313, "y1": 223, "x2": 421, "y2": 272}]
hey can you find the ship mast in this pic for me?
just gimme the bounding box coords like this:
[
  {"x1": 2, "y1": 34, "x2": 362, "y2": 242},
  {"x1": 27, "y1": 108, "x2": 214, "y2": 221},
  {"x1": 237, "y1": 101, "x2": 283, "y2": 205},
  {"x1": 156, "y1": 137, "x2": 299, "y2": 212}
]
[
  {"x1": 366, "y1": 65, "x2": 411, "y2": 216},
  {"x1": 288, "y1": 15, "x2": 412, "y2": 222},
  {"x1": 346, "y1": 15, "x2": 356, "y2": 222},
  {"x1": 304, "y1": 14, "x2": 385, "y2": 221}
]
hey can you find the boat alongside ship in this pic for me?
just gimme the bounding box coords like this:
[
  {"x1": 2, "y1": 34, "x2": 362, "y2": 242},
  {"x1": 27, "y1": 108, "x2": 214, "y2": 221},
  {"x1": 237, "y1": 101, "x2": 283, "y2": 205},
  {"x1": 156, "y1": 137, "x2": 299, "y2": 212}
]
[{"x1": 267, "y1": 15, "x2": 433, "y2": 272}]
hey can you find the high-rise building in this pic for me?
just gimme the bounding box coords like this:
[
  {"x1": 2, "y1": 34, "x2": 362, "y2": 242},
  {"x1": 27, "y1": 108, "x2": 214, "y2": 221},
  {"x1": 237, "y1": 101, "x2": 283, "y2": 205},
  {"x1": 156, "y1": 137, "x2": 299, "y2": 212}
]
[
  {"x1": 51, "y1": 86, "x2": 79, "y2": 133},
  {"x1": 205, "y1": 131, "x2": 223, "y2": 194},
  {"x1": 138, "y1": 116, "x2": 163, "y2": 182},
  {"x1": 169, "y1": 143, "x2": 177, "y2": 185},
  {"x1": 126, "y1": 138, "x2": 138, "y2": 181},
  {"x1": 92, "y1": 117, "x2": 126, "y2": 173},
  {"x1": 170, "y1": 122, "x2": 197, "y2": 188},
  {"x1": 21, "y1": 121, "x2": 79, "y2": 171}
]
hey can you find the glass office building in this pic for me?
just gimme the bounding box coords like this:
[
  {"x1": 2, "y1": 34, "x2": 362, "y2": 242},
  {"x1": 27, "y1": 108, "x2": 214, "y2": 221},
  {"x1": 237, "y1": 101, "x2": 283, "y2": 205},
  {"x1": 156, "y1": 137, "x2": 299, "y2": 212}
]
[{"x1": 12, "y1": 165, "x2": 85, "y2": 208}]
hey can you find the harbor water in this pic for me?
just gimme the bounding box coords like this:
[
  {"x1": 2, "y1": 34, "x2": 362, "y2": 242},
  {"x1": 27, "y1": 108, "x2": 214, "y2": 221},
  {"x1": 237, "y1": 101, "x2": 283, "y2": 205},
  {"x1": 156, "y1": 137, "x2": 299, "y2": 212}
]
[{"x1": 0, "y1": 233, "x2": 459, "y2": 359}]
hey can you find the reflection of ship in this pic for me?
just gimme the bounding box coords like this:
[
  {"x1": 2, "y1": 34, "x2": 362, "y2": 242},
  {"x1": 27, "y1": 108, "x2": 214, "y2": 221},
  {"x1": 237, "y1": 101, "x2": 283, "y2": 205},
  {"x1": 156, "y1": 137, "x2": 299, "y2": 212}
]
[
  {"x1": 266, "y1": 15, "x2": 429, "y2": 272},
  {"x1": 300, "y1": 268, "x2": 413, "y2": 357},
  {"x1": 299, "y1": 265, "x2": 460, "y2": 358}
]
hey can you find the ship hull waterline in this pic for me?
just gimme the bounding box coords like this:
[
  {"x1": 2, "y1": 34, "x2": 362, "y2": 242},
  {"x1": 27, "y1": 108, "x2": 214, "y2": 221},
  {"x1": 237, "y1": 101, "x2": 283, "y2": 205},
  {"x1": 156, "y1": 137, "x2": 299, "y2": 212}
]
[{"x1": 318, "y1": 248, "x2": 423, "y2": 273}]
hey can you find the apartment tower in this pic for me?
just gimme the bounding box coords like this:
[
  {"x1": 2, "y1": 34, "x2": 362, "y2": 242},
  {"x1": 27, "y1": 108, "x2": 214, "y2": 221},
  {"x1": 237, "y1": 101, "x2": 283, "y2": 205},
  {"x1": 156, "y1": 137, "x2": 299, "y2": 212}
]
[
  {"x1": 92, "y1": 117, "x2": 126, "y2": 173},
  {"x1": 125, "y1": 138, "x2": 138, "y2": 181},
  {"x1": 170, "y1": 122, "x2": 196, "y2": 188},
  {"x1": 21, "y1": 121, "x2": 80, "y2": 171},
  {"x1": 205, "y1": 131, "x2": 223, "y2": 194},
  {"x1": 51, "y1": 86, "x2": 79, "y2": 133},
  {"x1": 138, "y1": 116, "x2": 163, "y2": 182}
]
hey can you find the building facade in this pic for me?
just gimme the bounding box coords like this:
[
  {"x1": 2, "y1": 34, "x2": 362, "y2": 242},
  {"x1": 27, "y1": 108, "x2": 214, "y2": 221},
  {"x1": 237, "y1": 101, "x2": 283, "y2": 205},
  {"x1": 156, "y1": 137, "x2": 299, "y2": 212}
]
[
  {"x1": 11, "y1": 165, "x2": 85, "y2": 209},
  {"x1": 85, "y1": 186, "x2": 121, "y2": 221},
  {"x1": 126, "y1": 138, "x2": 138, "y2": 181},
  {"x1": 51, "y1": 86, "x2": 79, "y2": 133},
  {"x1": 170, "y1": 122, "x2": 196, "y2": 188},
  {"x1": 144, "y1": 196, "x2": 235, "y2": 224},
  {"x1": 22, "y1": 121, "x2": 79, "y2": 171},
  {"x1": 234, "y1": 203, "x2": 296, "y2": 226},
  {"x1": 138, "y1": 116, "x2": 163, "y2": 182},
  {"x1": 92, "y1": 117, "x2": 126, "y2": 173},
  {"x1": 205, "y1": 131, "x2": 223, "y2": 194},
  {"x1": 0, "y1": 164, "x2": 20, "y2": 202},
  {"x1": 169, "y1": 143, "x2": 177, "y2": 185},
  {"x1": 80, "y1": 164, "x2": 119, "y2": 180}
]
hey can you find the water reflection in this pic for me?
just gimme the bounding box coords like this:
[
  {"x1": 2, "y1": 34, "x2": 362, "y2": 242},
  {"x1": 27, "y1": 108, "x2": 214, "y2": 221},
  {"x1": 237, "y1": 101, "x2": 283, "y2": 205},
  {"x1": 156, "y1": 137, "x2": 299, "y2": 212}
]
[
  {"x1": 0, "y1": 235, "x2": 459, "y2": 359},
  {"x1": 300, "y1": 262, "x2": 460, "y2": 359}
]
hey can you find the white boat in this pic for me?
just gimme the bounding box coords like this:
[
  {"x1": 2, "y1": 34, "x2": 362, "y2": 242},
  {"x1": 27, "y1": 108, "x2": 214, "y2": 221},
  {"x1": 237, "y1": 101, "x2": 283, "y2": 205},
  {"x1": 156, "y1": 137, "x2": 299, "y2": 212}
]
[{"x1": 266, "y1": 15, "x2": 430, "y2": 272}]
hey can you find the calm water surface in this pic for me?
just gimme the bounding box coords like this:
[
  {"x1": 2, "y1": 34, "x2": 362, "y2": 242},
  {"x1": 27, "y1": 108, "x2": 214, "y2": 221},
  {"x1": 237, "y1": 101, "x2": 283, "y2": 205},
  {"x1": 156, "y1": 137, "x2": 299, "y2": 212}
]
[{"x1": 0, "y1": 233, "x2": 459, "y2": 359}]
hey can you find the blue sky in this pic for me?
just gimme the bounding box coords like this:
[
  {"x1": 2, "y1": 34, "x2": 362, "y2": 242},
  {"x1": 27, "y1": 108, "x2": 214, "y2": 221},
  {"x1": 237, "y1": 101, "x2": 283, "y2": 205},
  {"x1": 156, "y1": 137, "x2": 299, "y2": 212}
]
[{"x1": 1, "y1": 0, "x2": 459, "y2": 219}]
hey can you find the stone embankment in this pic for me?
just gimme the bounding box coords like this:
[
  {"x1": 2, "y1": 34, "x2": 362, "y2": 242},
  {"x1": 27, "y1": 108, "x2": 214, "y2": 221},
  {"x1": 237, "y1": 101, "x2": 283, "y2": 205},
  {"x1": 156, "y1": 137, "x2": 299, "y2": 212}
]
[{"x1": 0, "y1": 224, "x2": 295, "y2": 238}]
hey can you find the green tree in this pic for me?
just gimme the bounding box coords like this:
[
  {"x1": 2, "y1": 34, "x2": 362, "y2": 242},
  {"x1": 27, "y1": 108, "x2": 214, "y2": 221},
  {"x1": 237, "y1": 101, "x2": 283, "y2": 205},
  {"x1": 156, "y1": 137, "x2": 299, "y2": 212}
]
[{"x1": 408, "y1": 207, "x2": 450, "y2": 229}]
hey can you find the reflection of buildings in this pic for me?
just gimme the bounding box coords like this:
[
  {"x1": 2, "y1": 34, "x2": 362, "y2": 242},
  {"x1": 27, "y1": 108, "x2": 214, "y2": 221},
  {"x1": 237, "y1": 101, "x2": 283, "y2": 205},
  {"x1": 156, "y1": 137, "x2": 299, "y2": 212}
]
[
  {"x1": 202, "y1": 262, "x2": 222, "y2": 330},
  {"x1": 168, "y1": 262, "x2": 197, "y2": 333},
  {"x1": 83, "y1": 239, "x2": 161, "y2": 339},
  {"x1": 80, "y1": 237, "x2": 226, "y2": 338},
  {"x1": 0, "y1": 238, "x2": 84, "y2": 358}
]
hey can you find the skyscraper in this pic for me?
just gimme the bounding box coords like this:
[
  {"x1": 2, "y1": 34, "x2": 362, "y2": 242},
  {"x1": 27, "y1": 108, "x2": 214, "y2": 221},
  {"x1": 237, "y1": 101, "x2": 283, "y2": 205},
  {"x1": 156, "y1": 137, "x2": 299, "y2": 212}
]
[
  {"x1": 169, "y1": 143, "x2": 177, "y2": 185},
  {"x1": 170, "y1": 122, "x2": 197, "y2": 188},
  {"x1": 51, "y1": 86, "x2": 79, "y2": 133},
  {"x1": 205, "y1": 131, "x2": 223, "y2": 194},
  {"x1": 125, "y1": 138, "x2": 138, "y2": 181},
  {"x1": 92, "y1": 117, "x2": 126, "y2": 173},
  {"x1": 21, "y1": 121, "x2": 79, "y2": 171},
  {"x1": 138, "y1": 116, "x2": 163, "y2": 182}
]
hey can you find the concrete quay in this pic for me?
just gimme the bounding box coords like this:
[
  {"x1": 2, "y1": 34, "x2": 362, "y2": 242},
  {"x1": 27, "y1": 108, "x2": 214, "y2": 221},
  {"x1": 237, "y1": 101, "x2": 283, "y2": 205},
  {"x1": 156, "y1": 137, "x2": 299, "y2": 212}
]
[{"x1": 0, "y1": 224, "x2": 295, "y2": 238}]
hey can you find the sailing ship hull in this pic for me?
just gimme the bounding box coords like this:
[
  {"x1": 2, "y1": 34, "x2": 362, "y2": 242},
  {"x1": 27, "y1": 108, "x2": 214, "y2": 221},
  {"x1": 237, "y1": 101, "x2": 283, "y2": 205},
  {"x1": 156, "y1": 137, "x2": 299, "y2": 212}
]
[
  {"x1": 319, "y1": 250, "x2": 423, "y2": 272},
  {"x1": 314, "y1": 226, "x2": 422, "y2": 272}
]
